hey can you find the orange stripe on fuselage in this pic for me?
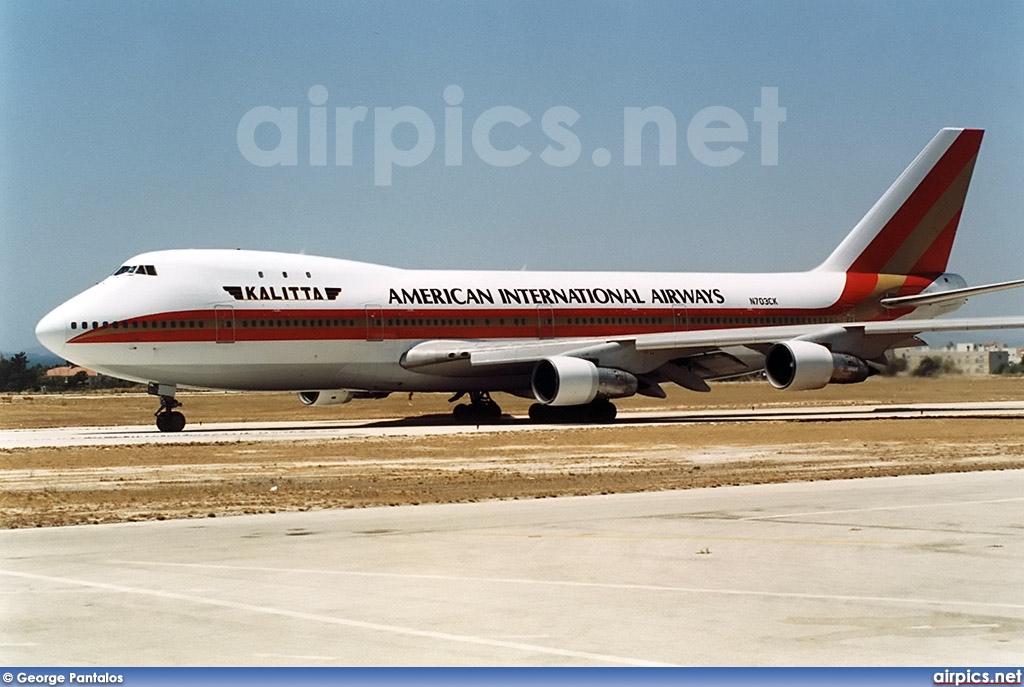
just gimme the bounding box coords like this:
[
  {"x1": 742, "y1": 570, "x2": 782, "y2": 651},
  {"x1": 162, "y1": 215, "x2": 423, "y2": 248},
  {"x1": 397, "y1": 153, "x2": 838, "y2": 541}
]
[{"x1": 837, "y1": 272, "x2": 935, "y2": 321}]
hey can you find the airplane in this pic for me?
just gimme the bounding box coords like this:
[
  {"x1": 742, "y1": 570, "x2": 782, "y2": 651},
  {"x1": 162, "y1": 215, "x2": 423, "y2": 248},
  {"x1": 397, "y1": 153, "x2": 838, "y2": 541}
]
[{"x1": 35, "y1": 127, "x2": 1024, "y2": 432}]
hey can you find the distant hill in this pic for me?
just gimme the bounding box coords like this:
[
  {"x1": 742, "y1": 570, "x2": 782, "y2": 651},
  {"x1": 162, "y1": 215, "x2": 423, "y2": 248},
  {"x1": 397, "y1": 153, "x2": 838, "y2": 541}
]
[{"x1": 2, "y1": 346, "x2": 66, "y2": 368}]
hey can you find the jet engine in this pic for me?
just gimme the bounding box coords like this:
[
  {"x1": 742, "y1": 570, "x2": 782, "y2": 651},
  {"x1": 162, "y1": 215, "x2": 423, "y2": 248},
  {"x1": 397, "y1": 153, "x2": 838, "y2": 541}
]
[
  {"x1": 764, "y1": 341, "x2": 872, "y2": 391},
  {"x1": 531, "y1": 357, "x2": 638, "y2": 406},
  {"x1": 297, "y1": 390, "x2": 356, "y2": 406}
]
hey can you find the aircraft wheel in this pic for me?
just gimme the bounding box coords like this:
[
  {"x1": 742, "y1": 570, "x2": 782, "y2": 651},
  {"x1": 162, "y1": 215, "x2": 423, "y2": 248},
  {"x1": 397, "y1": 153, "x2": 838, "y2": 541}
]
[
  {"x1": 453, "y1": 400, "x2": 502, "y2": 424},
  {"x1": 168, "y1": 411, "x2": 186, "y2": 432},
  {"x1": 481, "y1": 401, "x2": 502, "y2": 423},
  {"x1": 589, "y1": 399, "x2": 617, "y2": 423},
  {"x1": 156, "y1": 411, "x2": 186, "y2": 432},
  {"x1": 528, "y1": 401, "x2": 616, "y2": 424},
  {"x1": 528, "y1": 403, "x2": 550, "y2": 422}
]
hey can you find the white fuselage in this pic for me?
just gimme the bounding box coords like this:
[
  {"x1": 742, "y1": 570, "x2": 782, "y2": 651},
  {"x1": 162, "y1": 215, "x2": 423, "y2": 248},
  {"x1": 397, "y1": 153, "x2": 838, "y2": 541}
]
[{"x1": 35, "y1": 248, "x2": 946, "y2": 393}]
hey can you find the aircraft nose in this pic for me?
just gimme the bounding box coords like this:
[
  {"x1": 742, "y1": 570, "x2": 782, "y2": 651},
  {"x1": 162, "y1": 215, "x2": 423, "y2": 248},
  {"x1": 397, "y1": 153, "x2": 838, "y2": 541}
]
[{"x1": 35, "y1": 306, "x2": 68, "y2": 358}]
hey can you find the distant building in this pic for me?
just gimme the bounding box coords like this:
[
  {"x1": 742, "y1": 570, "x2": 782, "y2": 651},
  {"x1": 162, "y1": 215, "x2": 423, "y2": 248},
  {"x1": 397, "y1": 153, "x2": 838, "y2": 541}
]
[
  {"x1": 45, "y1": 366, "x2": 97, "y2": 378},
  {"x1": 896, "y1": 343, "x2": 1012, "y2": 376}
]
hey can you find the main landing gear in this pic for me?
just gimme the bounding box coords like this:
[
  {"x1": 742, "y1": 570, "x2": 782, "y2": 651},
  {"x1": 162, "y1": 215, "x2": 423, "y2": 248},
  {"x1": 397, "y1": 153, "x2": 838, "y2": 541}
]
[
  {"x1": 528, "y1": 399, "x2": 617, "y2": 423},
  {"x1": 449, "y1": 391, "x2": 503, "y2": 424},
  {"x1": 148, "y1": 382, "x2": 186, "y2": 433}
]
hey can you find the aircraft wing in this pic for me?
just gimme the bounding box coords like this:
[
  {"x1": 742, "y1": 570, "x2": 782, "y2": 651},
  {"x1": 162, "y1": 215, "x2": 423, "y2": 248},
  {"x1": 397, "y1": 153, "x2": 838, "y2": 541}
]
[
  {"x1": 401, "y1": 316, "x2": 1024, "y2": 391},
  {"x1": 632, "y1": 316, "x2": 1024, "y2": 353}
]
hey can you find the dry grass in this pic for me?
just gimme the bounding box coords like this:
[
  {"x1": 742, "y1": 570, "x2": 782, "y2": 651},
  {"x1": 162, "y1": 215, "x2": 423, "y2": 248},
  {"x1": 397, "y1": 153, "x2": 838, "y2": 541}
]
[{"x1": 2, "y1": 376, "x2": 1023, "y2": 529}]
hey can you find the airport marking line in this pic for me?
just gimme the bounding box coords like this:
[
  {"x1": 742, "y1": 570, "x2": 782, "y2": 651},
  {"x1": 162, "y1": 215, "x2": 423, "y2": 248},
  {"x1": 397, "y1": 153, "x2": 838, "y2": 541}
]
[
  {"x1": 465, "y1": 531, "x2": 923, "y2": 546},
  {"x1": 740, "y1": 496, "x2": 1024, "y2": 521},
  {"x1": 107, "y1": 560, "x2": 1024, "y2": 612},
  {"x1": 0, "y1": 568, "x2": 673, "y2": 667}
]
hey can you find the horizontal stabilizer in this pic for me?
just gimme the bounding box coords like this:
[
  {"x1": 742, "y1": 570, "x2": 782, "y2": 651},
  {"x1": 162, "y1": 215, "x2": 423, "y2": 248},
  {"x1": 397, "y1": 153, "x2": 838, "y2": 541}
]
[{"x1": 880, "y1": 278, "x2": 1024, "y2": 309}]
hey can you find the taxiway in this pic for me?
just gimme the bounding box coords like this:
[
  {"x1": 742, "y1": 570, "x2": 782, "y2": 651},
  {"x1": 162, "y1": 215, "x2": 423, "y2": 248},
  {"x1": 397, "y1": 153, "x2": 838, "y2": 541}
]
[
  {"x1": 3, "y1": 400, "x2": 1024, "y2": 449},
  {"x1": 2, "y1": 470, "x2": 1023, "y2": 665}
]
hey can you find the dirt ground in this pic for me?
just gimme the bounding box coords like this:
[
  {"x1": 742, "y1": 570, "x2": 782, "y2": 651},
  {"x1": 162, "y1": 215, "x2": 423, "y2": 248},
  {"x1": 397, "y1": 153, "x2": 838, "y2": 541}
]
[{"x1": 2, "y1": 376, "x2": 1023, "y2": 529}]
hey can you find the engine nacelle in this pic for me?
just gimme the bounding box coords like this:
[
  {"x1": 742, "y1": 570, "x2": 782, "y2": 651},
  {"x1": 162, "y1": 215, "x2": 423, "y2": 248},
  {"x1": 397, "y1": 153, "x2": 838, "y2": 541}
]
[
  {"x1": 764, "y1": 341, "x2": 871, "y2": 391},
  {"x1": 297, "y1": 390, "x2": 356, "y2": 406},
  {"x1": 531, "y1": 357, "x2": 638, "y2": 406}
]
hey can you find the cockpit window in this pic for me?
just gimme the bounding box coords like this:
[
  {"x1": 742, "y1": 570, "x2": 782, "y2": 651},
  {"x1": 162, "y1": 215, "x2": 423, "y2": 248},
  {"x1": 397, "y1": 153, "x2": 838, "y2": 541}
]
[{"x1": 114, "y1": 264, "x2": 158, "y2": 276}]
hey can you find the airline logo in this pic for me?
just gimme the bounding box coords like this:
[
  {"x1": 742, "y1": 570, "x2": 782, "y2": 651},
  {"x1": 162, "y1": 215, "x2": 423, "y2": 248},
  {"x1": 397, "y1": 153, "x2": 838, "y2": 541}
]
[
  {"x1": 222, "y1": 285, "x2": 342, "y2": 301},
  {"x1": 387, "y1": 286, "x2": 727, "y2": 306}
]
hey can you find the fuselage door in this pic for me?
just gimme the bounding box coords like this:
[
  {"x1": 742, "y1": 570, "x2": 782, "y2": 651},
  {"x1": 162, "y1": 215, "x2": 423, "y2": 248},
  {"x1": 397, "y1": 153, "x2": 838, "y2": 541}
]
[
  {"x1": 537, "y1": 306, "x2": 555, "y2": 338},
  {"x1": 214, "y1": 305, "x2": 235, "y2": 344},
  {"x1": 365, "y1": 305, "x2": 384, "y2": 341},
  {"x1": 673, "y1": 305, "x2": 688, "y2": 332}
]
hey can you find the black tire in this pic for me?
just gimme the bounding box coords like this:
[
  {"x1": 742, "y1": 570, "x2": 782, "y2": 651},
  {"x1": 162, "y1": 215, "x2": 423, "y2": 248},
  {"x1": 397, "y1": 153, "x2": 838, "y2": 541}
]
[
  {"x1": 168, "y1": 410, "x2": 186, "y2": 432},
  {"x1": 157, "y1": 411, "x2": 186, "y2": 433},
  {"x1": 589, "y1": 399, "x2": 617, "y2": 423},
  {"x1": 481, "y1": 401, "x2": 502, "y2": 423},
  {"x1": 528, "y1": 401, "x2": 616, "y2": 424},
  {"x1": 454, "y1": 401, "x2": 503, "y2": 424}
]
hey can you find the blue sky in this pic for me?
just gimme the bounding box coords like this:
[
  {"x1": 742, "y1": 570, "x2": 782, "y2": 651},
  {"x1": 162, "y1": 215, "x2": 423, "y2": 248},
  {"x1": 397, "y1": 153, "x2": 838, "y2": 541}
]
[{"x1": 2, "y1": 0, "x2": 1023, "y2": 352}]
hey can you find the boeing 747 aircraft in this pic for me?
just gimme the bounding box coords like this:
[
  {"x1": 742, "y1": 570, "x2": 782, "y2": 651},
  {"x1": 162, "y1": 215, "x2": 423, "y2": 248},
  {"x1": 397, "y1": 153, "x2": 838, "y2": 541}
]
[{"x1": 36, "y1": 128, "x2": 1024, "y2": 431}]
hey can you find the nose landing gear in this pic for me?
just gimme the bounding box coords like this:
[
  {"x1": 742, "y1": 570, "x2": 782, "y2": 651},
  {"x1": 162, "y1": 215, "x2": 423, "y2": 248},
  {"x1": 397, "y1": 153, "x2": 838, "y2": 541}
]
[{"x1": 148, "y1": 382, "x2": 186, "y2": 432}]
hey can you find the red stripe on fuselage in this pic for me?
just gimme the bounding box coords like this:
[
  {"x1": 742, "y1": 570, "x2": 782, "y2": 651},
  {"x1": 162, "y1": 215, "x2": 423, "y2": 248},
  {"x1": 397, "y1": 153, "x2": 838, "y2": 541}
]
[{"x1": 65, "y1": 295, "x2": 910, "y2": 346}]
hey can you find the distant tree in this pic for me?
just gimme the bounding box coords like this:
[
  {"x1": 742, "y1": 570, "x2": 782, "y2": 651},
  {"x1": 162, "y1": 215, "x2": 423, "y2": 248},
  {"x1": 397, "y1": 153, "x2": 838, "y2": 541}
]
[
  {"x1": 0, "y1": 352, "x2": 44, "y2": 391},
  {"x1": 89, "y1": 374, "x2": 143, "y2": 390},
  {"x1": 67, "y1": 370, "x2": 90, "y2": 389},
  {"x1": 911, "y1": 356, "x2": 943, "y2": 378},
  {"x1": 997, "y1": 356, "x2": 1024, "y2": 375},
  {"x1": 882, "y1": 356, "x2": 908, "y2": 377}
]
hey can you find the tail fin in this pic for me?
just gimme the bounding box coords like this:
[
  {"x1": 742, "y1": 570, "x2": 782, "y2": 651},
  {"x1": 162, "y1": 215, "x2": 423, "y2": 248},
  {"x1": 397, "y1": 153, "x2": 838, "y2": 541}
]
[{"x1": 815, "y1": 128, "x2": 983, "y2": 276}]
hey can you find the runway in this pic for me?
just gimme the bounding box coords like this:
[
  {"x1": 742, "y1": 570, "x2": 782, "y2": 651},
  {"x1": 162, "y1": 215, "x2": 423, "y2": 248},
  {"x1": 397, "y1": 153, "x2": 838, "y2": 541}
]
[
  {"x1": 4, "y1": 399, "x2": 1024, "y2": 448},
  {"x1": 2, "y1": 470, "x2": 1023, "y2": 665}
]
